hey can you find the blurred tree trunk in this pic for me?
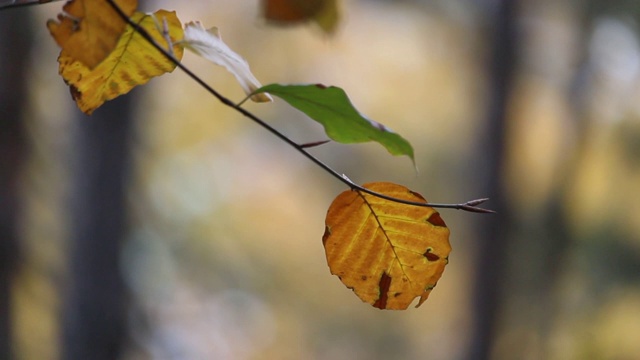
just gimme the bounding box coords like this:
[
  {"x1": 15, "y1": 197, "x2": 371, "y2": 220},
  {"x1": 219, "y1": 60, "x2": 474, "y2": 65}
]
[
  {"x1": 467, "y1": 0, "x2": 517, "y2": 359},
  {"x1": 0, "y1": 8, "x2": 32, "y2": 360},
  {"x1": 61, "y1": 84, "x2": 137, "y2": 360},
  {"x1": 61, "y1": 2, "x2": 150, "y2": 358}
]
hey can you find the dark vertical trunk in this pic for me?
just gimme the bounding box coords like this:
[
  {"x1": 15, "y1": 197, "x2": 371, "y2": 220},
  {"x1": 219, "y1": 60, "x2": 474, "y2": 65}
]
[
  {"x1": 61, "y1": 94, "x2": 136, "y2": 360},
  {"x1": 0, "y1": 8, "x2": 32, "y2": 360},
  {"x1": 60, "y1": 0, "x2": 152, "y2": 356},
  {"x1": 467, "y1": 1, "x2": 517, "y2": 359}
]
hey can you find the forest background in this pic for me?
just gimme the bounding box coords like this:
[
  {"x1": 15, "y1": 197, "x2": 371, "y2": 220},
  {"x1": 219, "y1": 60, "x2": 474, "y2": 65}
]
[{"x1": 1, "y1": 0, "x2": 640, "y2": 359}]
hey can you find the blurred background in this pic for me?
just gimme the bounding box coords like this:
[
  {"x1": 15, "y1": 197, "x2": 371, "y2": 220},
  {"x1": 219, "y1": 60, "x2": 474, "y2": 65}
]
[{"x1": 2, "y1": 0, "x2": 640, "y2": 359}]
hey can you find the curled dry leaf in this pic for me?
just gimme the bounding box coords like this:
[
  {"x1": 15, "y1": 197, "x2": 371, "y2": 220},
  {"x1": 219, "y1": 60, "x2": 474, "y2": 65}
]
[
  {"x1": 323, "y1": 182, "x2": 451, "y2": 310},
  {"x1": 182, "y1": 21, "x2": 272, "y2": 103},
  {"x1": 47, "y1": 0, "x2": 138, "y2": 68},
  {"x1": 59, "y1": 10, "x2": 184, "y2": 114}
]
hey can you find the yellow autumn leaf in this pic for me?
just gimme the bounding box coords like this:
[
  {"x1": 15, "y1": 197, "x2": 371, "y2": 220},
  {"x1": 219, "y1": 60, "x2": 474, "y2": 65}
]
[
  {"x1": 47, "y1": 0, "x2": 138, "y2": 68},
  {"x1": 323, "y1": 182, "x2": 451, "y2": 310},
  {"x1": 59, "y1": 10, "x2": 184, "y2": 115}
]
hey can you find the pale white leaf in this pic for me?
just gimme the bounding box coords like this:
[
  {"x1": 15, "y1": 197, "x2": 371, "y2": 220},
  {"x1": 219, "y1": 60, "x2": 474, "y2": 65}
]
[{"x1": 183, "y1": 21, "x2": 272, "y2": 103}]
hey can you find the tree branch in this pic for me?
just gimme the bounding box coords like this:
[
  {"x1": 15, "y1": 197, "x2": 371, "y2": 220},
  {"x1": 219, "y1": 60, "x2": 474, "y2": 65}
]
[
  {"x1": 0, "y1": 0, "x2": 61, "y2": 10},
  {"x1": 103, "y1": 0, "x2": 493, "y2": 214}
]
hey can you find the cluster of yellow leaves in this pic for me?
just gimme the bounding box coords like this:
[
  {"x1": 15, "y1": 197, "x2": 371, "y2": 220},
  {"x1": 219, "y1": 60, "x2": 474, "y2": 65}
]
[
  {"x1": 323, "y1": 183, "x2": 451, "y2": 310},
  {"x1": 46, "y1": 0, "x2": 280, "y2": 114},
  {"x1": 47, "y1": 0, "x2": 183, "y2": 114},
  {"x1": 61, "y1": 11, "x2": 183, "y2": 114}
]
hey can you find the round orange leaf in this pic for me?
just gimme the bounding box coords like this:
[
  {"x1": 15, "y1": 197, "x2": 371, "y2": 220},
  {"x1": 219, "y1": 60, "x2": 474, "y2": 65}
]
[{"x1": 323, "y1": 182, "x2": 451, "y2": 310}]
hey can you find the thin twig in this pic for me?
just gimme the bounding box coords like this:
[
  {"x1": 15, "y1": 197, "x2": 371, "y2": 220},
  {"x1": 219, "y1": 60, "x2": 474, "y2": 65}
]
[
  {"x1": 0, "y1": 0, "x2": 61, "y2": 10},
  {"x1": 299, "y1": 139, "x2": 331, "y2": 148},
  {"x1": 104, "y1": 0, "x2": 493, "y2": 213}
]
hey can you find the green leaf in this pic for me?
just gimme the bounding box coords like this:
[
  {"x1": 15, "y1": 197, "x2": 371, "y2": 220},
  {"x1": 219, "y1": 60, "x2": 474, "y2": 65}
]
[{"x1": 253, "y1": 83, "x2": 415, "y2": 161}]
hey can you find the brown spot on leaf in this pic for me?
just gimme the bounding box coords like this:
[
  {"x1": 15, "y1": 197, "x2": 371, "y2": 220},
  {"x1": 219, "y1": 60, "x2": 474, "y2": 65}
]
[
  {"x1": 69, "y1": 85, "x2": 81, "y2": 101},
  {"x1": 424, "y1": 247, "x2": 440, "y2": 261},
  {"x1": 373, "y1": 272, "x2": 392, "y2": 309},
  {"x1": 361, "y1": 275, "x2": 367, "y2": 281},
  {"x1": 315, "y1": 84, "x2": 327, "y2": 89},
  {"x1": 427, "y1": 212, "x2": 446, "y2": 227},
  {"x1": 409, "y1": 190, "x2": 426, "y2": 200}
]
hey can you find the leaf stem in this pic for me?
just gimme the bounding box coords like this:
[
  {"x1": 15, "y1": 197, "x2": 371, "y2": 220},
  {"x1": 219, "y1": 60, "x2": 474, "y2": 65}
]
[
  {"x1": 105, "y1": 0, "x2": 493, "y2": 214},
  {"x1": 299, "y1": 139, "x2": 331, "y2": 148}
]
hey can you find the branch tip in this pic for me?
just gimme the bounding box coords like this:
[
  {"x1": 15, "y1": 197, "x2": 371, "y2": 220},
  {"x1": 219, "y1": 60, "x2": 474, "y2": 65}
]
[
  {"x1": 460, "y1": 205, "x2": 496, "y2": 214},
  {"x1": 464, "y1": 198, "x2": 490, "y2": 207}
]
